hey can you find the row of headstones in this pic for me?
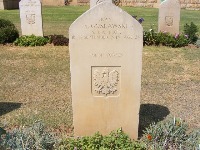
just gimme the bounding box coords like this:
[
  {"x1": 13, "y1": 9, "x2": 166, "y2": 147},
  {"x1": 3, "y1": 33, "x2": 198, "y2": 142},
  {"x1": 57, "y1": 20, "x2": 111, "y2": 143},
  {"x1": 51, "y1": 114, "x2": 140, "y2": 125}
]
[
  {"x1": 19, "y1": 0, "x2": 180, "y2": 140},
  {"x1": 19, "y1": 0, "x2": 180, "y2": 37}
]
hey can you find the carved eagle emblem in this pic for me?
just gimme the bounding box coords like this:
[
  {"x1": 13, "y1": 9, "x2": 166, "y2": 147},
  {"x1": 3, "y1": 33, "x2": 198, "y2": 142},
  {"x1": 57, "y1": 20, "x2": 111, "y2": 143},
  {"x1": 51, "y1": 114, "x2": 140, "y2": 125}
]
[{"x1": 93, "y1": 67, "x2": 119, "y2": 96}]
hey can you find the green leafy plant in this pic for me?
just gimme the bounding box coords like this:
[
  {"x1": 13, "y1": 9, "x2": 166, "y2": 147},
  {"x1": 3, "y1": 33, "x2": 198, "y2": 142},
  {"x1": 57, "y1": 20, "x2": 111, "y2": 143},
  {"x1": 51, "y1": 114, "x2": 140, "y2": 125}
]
[
  {"x1": 184, "y1": 22, "x2": 199, "y2": 44},
  {"x1": 0, "y1": 122, "x2": 57, "y2": 150},
  {"x1": 0, "y1": 19, "x2": 19, "y2": 44},
  {"x1": 142, "y1": 117, "x2": 200, "y2": 150},
  {"x1": 143, "y1": 29, "x2": 157, "y2": 46},
  {"x1": 143, "y1": 29, "x2": 189, "y2": 48},
  {"x1": 59, "y1": 128, "x2": 146, "y2": 150},
  {"x1": 14, "y1": 35, "x2": 49, "y2": 46}
]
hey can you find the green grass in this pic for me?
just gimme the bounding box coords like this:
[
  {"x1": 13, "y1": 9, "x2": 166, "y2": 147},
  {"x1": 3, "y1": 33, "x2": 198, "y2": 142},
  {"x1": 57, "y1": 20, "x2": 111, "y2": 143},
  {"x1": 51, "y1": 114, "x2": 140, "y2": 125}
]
[{"x1": 0, "y1": 6, "x2": 200, "y2": 36}]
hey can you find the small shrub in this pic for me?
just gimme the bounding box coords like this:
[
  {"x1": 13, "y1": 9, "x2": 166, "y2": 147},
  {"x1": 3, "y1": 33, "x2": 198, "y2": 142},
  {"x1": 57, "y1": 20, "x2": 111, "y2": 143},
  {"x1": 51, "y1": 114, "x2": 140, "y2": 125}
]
[
  {"x1": 59, "y1": 128, "x2": 146, "y2": 150},
  {"x1": 48, "y1": 35, "x2": 69, "y2": 46},
  {"x1": 14, "y1": 35, "x2": 49, "y2": 46},
  {"x1": 184, "y1": 22, "x2": 199, "y2": 44},
  {"x1": 0, "y1": 122, "x2": 57, "y2": 150},
  {"x1": 143, "y1": 29, "x2": 157, "y2": 46},
  {"x1": 142, "y1": 117, "x2": 200, "y2": 150},
  {"x1": 143, "y1": 29, "x2": 189, "y2": 48},
  {"x1": 0, "y1": 19, "x2": 19, "y2": 44}
]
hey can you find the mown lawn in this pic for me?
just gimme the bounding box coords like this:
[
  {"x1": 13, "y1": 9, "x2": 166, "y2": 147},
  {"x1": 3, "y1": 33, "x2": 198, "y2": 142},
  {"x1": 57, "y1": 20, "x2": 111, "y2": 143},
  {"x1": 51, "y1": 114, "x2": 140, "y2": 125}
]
[
  {"x1": 0, "y1": 6, "x2": 200, "y2": 36},
  {"x1": 0, "y1": 6, "x2": 199, "y2": 135},
  {"x1": 0, "y1": 45, "x2": 199, "y2": 135}
]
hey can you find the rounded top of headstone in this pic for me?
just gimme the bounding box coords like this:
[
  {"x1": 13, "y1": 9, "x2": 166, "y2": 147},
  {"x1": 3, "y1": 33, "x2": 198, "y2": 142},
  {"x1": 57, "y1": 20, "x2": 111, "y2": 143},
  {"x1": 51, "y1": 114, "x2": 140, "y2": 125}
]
[
  {"x1": 160, "y1": 0, "x2": 180, "y2": 8},
  {"x1": 70, "y1": 2, "x2": 142, "y2": 32},
  {"x1": 19, "y1": 0, "x2": 41, "y2": 5}
]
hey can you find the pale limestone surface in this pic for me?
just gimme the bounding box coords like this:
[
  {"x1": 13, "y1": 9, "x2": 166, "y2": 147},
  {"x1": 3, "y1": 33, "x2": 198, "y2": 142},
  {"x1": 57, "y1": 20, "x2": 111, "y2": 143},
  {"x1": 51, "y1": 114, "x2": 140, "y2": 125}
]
[
  {"x1": 0, "y1": 0, "x2": 4, "y2": 9},
  {"x1": 69, "y1": 2, "x2": 143, "y2": 140},
  {"x1": 158, "y1": 0, "x2": 180, "y2": 34},
  {"x1": 19, "y1": 0, "x2": 43, "y2": 36},
  {"x1": 90, "y1": 0, "x2": 111, "y2": 8}
]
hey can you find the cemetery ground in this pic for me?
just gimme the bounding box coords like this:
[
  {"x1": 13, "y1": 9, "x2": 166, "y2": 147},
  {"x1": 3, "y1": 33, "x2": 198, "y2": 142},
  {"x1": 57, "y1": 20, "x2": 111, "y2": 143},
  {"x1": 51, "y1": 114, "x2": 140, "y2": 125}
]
[
  {"x1": 0, "y1": 45, "x2": 199, "y2": 137},
  {"x1": 0, "y1": 6, "x2": 200, "y2": 139}
]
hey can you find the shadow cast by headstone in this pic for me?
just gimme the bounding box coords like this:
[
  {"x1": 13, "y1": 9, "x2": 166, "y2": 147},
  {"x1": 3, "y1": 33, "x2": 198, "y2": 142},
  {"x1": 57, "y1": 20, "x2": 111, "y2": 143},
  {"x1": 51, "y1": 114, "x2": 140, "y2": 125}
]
[
  {"x1": 0, "y1": 102, "x2": 22, "y2": 116},
  {"x1": 138, "y1": 104, "x2": 170, "y2": 138}
]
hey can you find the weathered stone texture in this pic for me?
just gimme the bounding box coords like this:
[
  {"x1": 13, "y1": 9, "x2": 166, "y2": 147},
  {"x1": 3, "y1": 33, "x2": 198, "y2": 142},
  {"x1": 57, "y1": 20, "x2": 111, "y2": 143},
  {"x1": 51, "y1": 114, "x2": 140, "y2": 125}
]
[
  {"x1": 70, "y1": 2, "x2": 143, "y2": 139},
  {"x1": 158, "y1": 0, "x2": 180, "y2": 34},
  {"x1": 19, "y1": 0, "x2": 43, "y2": 36}
]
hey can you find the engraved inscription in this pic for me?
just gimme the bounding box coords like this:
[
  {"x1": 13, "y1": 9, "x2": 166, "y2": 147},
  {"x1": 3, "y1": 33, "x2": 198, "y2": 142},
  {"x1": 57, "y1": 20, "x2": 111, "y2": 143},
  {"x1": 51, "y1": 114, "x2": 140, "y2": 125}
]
[
  {"x1": 91, "y1": 53, "x2": 123, "y2": 58},
  {"x1": 92, "y1": 67, "x2": 120, "y2": 97},
  {"x1": 71, "y1": 17, "x2": 141, "y2": 40},
  {"x1": 85, "y1": 23, "x2": 127, "y2": 29},
  {"x1": 22, "y1": 1, "x2": 40, "y2": 7},
  {"x1": 165, "y1": 16, "x2": 173, "y2": 26},
  {"x1": 26, "y1": 14, "x2": 35, "y2": 24}
]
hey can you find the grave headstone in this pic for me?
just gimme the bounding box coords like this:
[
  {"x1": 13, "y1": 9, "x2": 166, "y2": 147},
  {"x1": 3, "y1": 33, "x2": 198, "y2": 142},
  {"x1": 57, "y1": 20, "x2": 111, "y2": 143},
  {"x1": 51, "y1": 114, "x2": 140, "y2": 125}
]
[
  {"x1": 0, "y1": 0, "x2": 4, "y2": 9},
  {"x1": 19, "y1": 0, "x2": 43, "y2": 36},
  {"x1": 158, "y1": 0, "x2": 180, "y2": 34},
  {"x1": 69, "y1": 2, "x2": 143, "y2": 139},
  {"x1": 90, "y1": 0, "x2": 111, "y2": 8}
]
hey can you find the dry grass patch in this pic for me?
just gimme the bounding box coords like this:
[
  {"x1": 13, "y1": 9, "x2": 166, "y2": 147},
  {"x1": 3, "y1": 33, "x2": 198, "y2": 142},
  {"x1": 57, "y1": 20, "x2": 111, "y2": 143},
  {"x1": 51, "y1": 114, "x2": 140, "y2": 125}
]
[
  {"x1": 140, "y1": 46, "x2": 200, "y2": 132},
  {"x1": 0, "y1": 45, "x2": 199, "y2": 135},
  {"x1": 0, "y1": 46, "x2": 72, "y2": 128}
]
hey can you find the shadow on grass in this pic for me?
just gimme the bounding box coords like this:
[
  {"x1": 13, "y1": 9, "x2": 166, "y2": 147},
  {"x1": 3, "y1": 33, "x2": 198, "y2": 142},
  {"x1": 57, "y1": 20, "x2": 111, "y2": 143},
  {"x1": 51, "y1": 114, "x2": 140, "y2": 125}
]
[
  {"x1": 138, "y1": 104, "x2": 170, "y2": 138},
  {"x1": 0, "y1": 102, "x2": 22, "y2": 116}
]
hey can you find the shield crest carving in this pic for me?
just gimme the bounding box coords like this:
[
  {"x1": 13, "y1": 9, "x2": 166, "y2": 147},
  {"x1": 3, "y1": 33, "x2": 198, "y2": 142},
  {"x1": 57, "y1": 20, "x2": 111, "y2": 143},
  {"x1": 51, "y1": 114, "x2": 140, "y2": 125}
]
[
  {"x1": 165, "y1": 16, "x2": 173, "y2": 26},
  {"x1": 26, "y1": 14, "x2": 36, "y2": 24}
]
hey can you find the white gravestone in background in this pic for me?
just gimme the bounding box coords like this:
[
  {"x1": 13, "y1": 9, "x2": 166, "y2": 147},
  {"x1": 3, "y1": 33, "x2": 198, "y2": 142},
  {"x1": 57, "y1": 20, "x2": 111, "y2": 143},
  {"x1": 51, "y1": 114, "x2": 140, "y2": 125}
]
[
  {"x1": 69, "y1": 2, "x2": 143, "y2": 139},
  {"x1": 90, "y1": 0, "x2": 112, "y2": 8},
  {"x1": 158, "y1": 0, "x2": 180, "y2": 34},
  {"x1": 19, "y1": 0, "x2": 43, "y2": 36}
]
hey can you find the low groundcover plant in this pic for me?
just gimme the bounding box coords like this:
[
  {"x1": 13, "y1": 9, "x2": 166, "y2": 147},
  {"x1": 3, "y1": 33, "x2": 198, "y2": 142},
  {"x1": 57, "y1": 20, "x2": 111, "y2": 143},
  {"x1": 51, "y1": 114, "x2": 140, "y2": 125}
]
[
  {"x1": 143, "y1": 22, "x2": 199, "y2": 48},
  {"x1": 58, "y1": 128, "x2": 146, "y2": 150},
  {"x1": 143, "y1": 29, "x2": 190, "y2": 48},
  {"x1": 142, "y1": 117, "x2": 200, "y2": 150},
  {"x1": 14, "y1": 35, "x2": 49, "y2": 46},
  {"x1": 0, "y1": 122, "x2": 57, "y2": 150},
  {"x1": 0, "y1": 118, "x2": 199, "y2": 150}
]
